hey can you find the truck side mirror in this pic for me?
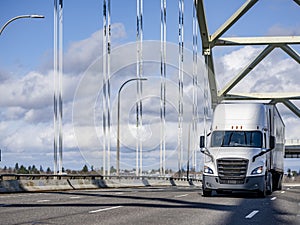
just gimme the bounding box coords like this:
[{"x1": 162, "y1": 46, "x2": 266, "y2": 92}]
[
  {"x1": 270, "y1": 136, "x2": 275, "y2": 149},
  {"x1": 200, "y1": 136, "x2": 205, "y2": 148}
]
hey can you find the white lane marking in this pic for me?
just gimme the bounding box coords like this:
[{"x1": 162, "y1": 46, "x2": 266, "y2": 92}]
[
  {"x1": 89, "y1": 206, "x2": 123, "y2": 214},
  {"x1": 114, "y1": 192, "x2": 124, "y2": 195},
  {"x1": 36, "y1": 200, "x2": 50, "y2": 203},
  {"x1": 281, "y1": 191, "x2": 285, "y2": 194},
  {"x1": 70, "y1": 196, "x2": 81, "y2": 199},
  {"x1": 271, "y1": 197, "x2": 277, "y2": 201},
  {"x1": 245, "y1": 210, "x2": 259, "y2": 219},
  {"x1": 175, "y1": 194, "x2": 188, "y2": 198}
]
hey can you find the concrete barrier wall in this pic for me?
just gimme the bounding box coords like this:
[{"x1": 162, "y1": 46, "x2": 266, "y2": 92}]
[{"x1": 0, "y1": 177, "x2": 201, "y2": 193}]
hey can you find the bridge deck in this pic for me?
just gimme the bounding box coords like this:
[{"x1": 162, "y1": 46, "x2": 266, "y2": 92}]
[{"x1": 285, "y1": 139, "x2": 300, "y2": 158}]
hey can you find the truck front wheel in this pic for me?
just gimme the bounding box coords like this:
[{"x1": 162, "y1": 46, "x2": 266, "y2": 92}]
[
  {"x1": 258, "y1": 186, "x2": 266, "y2": 198},
  {"x1": 203, "y1": 189, "x2": 212, "y2": 197},
  {"x1": 258, "y1": 176, "x2": 267, "y2": 198},
  {"x1": 266, "y1": 172, "x2": 273, "y2": 195}
]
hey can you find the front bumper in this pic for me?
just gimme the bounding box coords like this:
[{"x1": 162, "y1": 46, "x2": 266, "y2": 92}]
[{"x1": 202, "y1": 175, "x2": 265, "y2": 192}]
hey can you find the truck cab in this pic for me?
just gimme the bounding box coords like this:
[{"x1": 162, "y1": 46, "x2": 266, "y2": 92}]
[{"x1": 200, "y1": 103, "x2": 284, "y2": 197}]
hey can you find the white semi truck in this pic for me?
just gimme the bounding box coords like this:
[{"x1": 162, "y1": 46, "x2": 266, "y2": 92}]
[{"x1": 200, "y1": 102, "x2": 285, "y2": 197}]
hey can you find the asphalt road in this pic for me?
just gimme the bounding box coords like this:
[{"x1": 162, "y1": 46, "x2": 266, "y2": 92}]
[{"x1": 0, "y1": 185, "x2": 299, "y2": 225}]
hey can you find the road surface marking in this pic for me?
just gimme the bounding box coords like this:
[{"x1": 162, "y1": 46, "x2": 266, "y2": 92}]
[
  {"x1": 271, "y1": 197, "x2": 277, "y2": 201},
  {"x1": 281, "y1": 191, "x2": 285, "y2": 194},
  {"x1": 70, "y1": 196, "x2": 81, "y2": 199},
  {"x1": 175, "y1": 194, "x2": 188, "y2": 198},
  {"x1": 245, "y1": 210, "x2": 259, "y2": 219},
  {"x1": 36, "y1": 200, "x2": 50, "y2": 203},
  {"x1": 89, "y1": 206, "x2": 123, "y2": 214},
  {"x1": 114, "y1": 192, "x2": 124, "y2": 195}
]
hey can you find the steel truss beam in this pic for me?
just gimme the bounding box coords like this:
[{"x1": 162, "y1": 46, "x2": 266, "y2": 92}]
[
  {"x1": 216, "y1": 36, "x2": 300, "y2": 46},
  {"x1": 196, "y1": 0, "x2": 300, "y2": 117},
  {"x1": 294, "y1": 0, "x2": 300, "y2": 6}
]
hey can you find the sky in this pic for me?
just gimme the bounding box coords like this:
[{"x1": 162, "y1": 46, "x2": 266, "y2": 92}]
[{"x1": 0, "y1": 0, "x2": 299, "y2": 173}]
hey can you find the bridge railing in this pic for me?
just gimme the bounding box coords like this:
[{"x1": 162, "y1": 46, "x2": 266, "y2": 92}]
[
  {"x1": 285, "y1": 139, "x2": 300, "y2": 145},
  {"x1": 0, "y1": 173, "x2": 202, "y2": 182}
]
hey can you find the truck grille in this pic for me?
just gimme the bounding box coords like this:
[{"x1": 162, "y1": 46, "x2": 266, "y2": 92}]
[{"x1": 217, "y1": 158, "x2": 248, "y2": 184}]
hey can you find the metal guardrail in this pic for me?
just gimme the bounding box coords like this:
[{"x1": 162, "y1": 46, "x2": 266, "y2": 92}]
[
  {"x1": 285, "y1": 139, "x2": 300, "y2": 158},
  {"x1": 285, "y1": 139, "x2": 300, "y2": 145},
  {"x1": 0, "y1": 174, "x2": 103, "y2": 180},
  {"x1": 0, "y1": 174, "x2": 202, "y2": 182}
]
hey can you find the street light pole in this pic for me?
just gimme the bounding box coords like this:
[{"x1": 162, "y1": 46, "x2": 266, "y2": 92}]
[
  {"x1": 0, "y1": 15, "x2": 44, "y2": 36},
  {"x1": 116, "y1": 77, "x2": 147, "y2": 176}
]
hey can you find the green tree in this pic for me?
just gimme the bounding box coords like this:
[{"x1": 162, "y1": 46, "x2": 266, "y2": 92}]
[
  {"x1": 110, "y1": 166, "x2": 116, "y2": 173},
  {"x1": 31, "y1": 165, "x2": 39, "y2": 174},
  {"x1": 39, "y1": 165, "x2": 44, "y2": 173},
  {"x1": 14, "y1": 163, "x2": 19, "y2": 172},
  {"x1": 82, "y1": 165, "x2": 88, "y2": 173},
  {"x1": 46, "y1": 167, "x2": 51, "y2": 174},
  {"x1": 18, "y1": 165, "x2": 29, "y2": 174}
]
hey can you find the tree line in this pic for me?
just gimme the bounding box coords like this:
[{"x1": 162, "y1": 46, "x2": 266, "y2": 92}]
[
  {"x1": 0, "y1": 163, "x2": 51, "y2": 174},
  {"x1": 0, "y1": 163, "x2": 178, "y2": 175},
  {"x1": 0, "y1": 163, "x2": 95, "y2": 174}
]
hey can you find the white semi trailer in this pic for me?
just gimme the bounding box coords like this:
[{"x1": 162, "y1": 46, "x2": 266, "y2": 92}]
[{"x1": 200, "y1": 103, "x2": 285, "y2": 197}]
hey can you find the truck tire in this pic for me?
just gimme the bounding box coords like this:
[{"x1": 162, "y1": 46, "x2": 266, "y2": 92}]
[
  {"x1": 258, "y1": 178, "x2": 267, "y2": 198},
  {"x1": 278, "y1": 178, "x2": 282, "y2": 190},
  {"x1": 203, "y1": 189, "x2": 212, "y2": 197},
  {"x1": 258, "y1": 187, "x2": 266, "y2": 198},
  {"x1": 273, "y1": 173, "x2": 283, "y2": 191},
  {"x1": 266, "y1": 173, "x2": 273, "y2": 195}
]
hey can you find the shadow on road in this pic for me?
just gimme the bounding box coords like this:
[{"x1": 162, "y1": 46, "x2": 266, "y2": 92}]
[{"x1": 2, "y1": 186, "x2": 299, "y2": 225}]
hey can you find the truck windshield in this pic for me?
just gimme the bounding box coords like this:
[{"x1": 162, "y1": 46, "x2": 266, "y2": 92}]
[{"x1": 211, "y1": 131, "x2": 262, "y2": 148}]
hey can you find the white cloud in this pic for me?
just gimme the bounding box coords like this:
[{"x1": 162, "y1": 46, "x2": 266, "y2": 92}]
[
  {"x1": 267, "y1": 24, "x2": 300, "y2": 36},
  {"x1": 64, "y1": 23, "x2": 126, "y2": 75},
  {"x1": 0, "y1": 71, "x2": 52, "y2": 109}
]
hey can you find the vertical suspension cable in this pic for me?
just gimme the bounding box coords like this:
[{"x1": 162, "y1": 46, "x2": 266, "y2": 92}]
[
  {"x1": 136, "y1": 0, "x2": 143, "y2": 176},
  {"x1": 204, "y1": 56, "x2": 209, "y2": 150},
  {"x1": 140, "y1": 0, "x2": 143, "y2": 177},
  {"x1": 178, "y1": 0, "x2": 184, "y2": 175},
  {"x1": 107, "y1": 0, "x2": 111, "y2": 176},
  {"x1": 53, "y1": 0, "x2": 58, "y2": 175},
  {"x1": 136, "y1": 0, "x2": 140, "y2": 176},
  {"x1": 58, "y1": 0, "x2": 63, "y2": 175},
  {"x1": 192, "y1": 0, "x2": 198, "y2": 171},
  {"x1": 160, "y1": 0, "x2": 167, "y2": 176},
  {"x1": 102, "y1": 0, "x2": 107, "y2": 176}
]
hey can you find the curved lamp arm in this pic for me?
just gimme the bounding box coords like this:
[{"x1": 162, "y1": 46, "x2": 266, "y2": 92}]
[{"x1": 0, "y1": 15, "x2": 44, "y2": 36}]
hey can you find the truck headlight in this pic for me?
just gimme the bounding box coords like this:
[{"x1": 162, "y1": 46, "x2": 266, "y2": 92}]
[
  {"x1": 204, "y1": 166, "x2": 214, "y2": 174},
  {"x1": 251, "y1": 166, "x2": 263, "y2": 175}
]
